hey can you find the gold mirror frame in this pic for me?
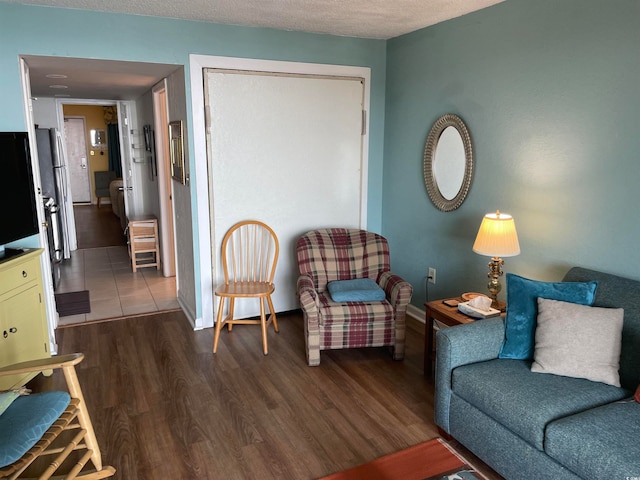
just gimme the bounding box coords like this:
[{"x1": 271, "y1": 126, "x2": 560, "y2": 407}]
[
  {"x1": 169, "y1": 120, "x2": 185, "y2": 184},
  {"x1": 423, "y1": 113, "x2": 474, "y2": 212}
]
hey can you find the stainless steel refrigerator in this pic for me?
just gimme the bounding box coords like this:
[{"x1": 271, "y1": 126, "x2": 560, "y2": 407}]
[{"x1": 36, "y1": 127, "x2": 73, "y2": 289}]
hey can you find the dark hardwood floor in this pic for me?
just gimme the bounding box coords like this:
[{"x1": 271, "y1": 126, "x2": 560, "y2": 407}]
[
  {"x1": 37, "y1": 311, "x2": 501, "y2": 479},
  {"x1": 73, "y1": 204, "x2": 126, "y2": 249}
]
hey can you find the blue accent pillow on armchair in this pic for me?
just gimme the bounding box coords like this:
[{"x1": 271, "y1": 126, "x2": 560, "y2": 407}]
[
  {"x1": 499, "y1": 273, "x2": 598, "y2": 360},
  {"x1": 327, "y1": 278, "x2": 386, "y2": 302}
]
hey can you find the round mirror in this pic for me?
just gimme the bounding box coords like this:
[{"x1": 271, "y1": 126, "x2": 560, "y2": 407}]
[{"x1": 423, "y1": 114, "x2": 474, "y2": 212}]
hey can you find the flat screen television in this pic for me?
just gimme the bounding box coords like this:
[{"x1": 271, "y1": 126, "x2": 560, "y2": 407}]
[{"x1": 0, "y1": 132, "x2": 39, "y2": 247}]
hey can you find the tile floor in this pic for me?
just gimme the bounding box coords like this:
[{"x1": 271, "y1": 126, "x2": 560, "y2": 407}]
[{"x1": 56, "y1": 245, "x2": 179, "y2": 326}]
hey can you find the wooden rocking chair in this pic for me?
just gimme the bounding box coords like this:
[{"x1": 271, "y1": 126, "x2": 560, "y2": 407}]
[{"x1": 0, "y1": 353, "x2": 115, "y2": 479}]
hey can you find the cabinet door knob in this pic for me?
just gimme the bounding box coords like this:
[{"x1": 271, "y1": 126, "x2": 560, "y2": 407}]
[
  {"x1": 2, "y1": 330, "x2": 7, "y2": 338},
  {"x1": 22, "y1": 270, "x2": 28, "y2": 278},
  {"x1": 9, "y1": 327, "x2": 17, "y2": 333}
]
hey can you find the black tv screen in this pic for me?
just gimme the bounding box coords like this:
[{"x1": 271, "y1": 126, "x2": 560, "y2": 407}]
[{"x1": 0, "y1": 132, "x2": 39, "y2": 246}]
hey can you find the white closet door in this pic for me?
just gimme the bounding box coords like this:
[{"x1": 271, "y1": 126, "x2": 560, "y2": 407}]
[{"x1": 206, "y1": 70, "x2": 365, "y2": 317}]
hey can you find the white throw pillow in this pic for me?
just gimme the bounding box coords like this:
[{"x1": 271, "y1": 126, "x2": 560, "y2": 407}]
[{"x1": 531, "y1": 298, "x2": 624, "y2": 387}]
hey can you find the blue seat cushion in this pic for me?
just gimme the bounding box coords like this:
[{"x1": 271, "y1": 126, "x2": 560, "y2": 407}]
[
  {"x1": 0, "y1": 391, "x2": 71, "y2": 468},
  {"x1": 546, "y1": 399, "x2": 640, "y2": 480},
  {"x1": 327, "y1": 278, "x2": 385, "y2": 302},
  {"x1": 452, "y1": 359, "x2": 629, "y2": 450}
]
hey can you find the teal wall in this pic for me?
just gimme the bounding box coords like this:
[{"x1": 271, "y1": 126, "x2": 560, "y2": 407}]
[
  {"x1": 0, "y1": 2, "x2": 386, "y2": 319},
  {"x1": 0, "y1": 2, "x2": 386, "y2": 229},
  {"x1": 383, "y1": 0, "x2": 640, "y2": 307},
  {"x1": 4, "y1": 0, "x2": 639, "y2": 315}
]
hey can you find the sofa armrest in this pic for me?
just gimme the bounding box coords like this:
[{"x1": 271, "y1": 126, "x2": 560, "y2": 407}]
[
  {"x1": 297, "y1": 274, "x2": 319, "y2": 319},
  {"x1": 378, "y1": 271, "x2": 413, "y2": 309},
  {"x1": 378, "y1": 271, "x2": 413, "y2": 361},
  {"x1": 434, "y1": 317, "x2": 505, "y2": 433}
]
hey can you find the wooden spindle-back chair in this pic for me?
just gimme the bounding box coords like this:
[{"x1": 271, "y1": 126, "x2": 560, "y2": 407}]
[{"x1": 213, "y1": 220, "x2": 280, "y2": 355}]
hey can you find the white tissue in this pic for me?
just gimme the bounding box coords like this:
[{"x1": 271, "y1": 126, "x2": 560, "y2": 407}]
[{"x1": 468, "y1": 295, "x2": 492, "y2": 312}]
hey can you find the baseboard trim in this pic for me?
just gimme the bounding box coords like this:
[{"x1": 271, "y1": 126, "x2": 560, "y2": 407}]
[{"x1": 407, "y1": 303, "x2": 425, "y2": 324}]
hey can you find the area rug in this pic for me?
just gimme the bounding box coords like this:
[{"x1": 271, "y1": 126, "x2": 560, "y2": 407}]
[
  {"x1": 319, "y1": 438, "x2": 487, "y2": 480},
  {"x1": 54, "y1": 290, "x2": 91, "y2": 316}
]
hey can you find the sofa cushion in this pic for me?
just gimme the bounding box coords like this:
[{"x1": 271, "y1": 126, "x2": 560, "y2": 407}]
[
  {"x1": 546, "y1": 399, "x2": 640, "y2": 480},
  {"x1": 499, "y1": 273, "x2": 598, "y2": 360},
  {"x1": 327, "y1": 278, "x2": 385, "y2": 302},
  {"x1": 451, "y1": 358, "x2": 629, "y2": 450},
  {"x1": 531, "y1": 298, "x2": 623, "y2": 386},
  {"x1": 635, "y1": 385, "x2": 640, "y2": 403}
]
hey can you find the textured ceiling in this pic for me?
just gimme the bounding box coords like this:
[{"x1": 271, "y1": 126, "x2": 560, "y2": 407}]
[
  {"x1": 7, "y1": 0, "x2": 504, "y2": 39},
  {"x1": 14, "y1": 0, "x2": 505, "y2": 100}
]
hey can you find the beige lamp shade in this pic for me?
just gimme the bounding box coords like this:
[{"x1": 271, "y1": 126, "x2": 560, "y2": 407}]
[{"x1": 473, "y1": 211, "x2": 520, "y2": 257}]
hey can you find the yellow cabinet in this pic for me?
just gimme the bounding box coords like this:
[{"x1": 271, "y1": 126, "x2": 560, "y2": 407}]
[{"x1": 0, "y1": 249, "x2": 50, "y2": 389}]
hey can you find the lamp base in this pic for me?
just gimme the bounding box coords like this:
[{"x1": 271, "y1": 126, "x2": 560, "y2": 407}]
[{"x1": 486, "y1": 257, "x2": 506, "y2": 312}]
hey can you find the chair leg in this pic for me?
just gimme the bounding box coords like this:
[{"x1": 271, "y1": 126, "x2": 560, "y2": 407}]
[
  {"x1": 227, "y1": 298, "x2": 235, "y2": 332},
  {"x1": 260, "y1": 297, "x2": 268, "y2": 355},
  {"x1": 266, "y1": 295, "x2": 279, "y2": 333},
  {"x1": 213, "y1": 297, "x2": 226, "y2": 353}
]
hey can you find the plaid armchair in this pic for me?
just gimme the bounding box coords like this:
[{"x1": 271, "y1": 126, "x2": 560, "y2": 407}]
[{"x1": 296, "y1": 228, "x2": 413, "y2": 366}]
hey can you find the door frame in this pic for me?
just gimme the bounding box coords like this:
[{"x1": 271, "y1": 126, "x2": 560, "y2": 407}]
[
  {"x1": 189, "y1": 54, "x2": 371, "y2": 329},
  {"x1": 152, "y1": 80, "x2": 177, "y2": 277},
  {"x1": 19, "y1": 58, "x2": 59, "y2": 354},
  {"x1": 54, "y1": 99, "x2": 138, "y2": 227}
]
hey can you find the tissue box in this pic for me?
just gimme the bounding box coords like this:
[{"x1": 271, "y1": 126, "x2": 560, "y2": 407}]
[{"x1": 457, "y1": 301, "x2": 501, "y2": 319}]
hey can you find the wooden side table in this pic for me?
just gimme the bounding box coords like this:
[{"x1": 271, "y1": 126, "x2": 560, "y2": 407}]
[{"x1": 423, "y1": 298, "x2": 505, "y2": 378}]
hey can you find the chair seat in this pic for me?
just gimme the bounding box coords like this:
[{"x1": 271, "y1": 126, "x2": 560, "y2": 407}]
[
  {"x1": 0, "y1": 391, "x2": 71, "y2": 468},
  {"x1": 318, "y1": 291, "x2": 393, "y2": 326},
  {"x1": 215, "y1": 281, "x2": 274, "y2": 298}
]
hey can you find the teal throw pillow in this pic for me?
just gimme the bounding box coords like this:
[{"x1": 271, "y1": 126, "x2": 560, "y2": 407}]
[
  {"x1": 327, "y1": 278, "x2": 385, "y2": 302},
  {"x1": 499, "y1": 273, "x2": 598, "y2": 360}
]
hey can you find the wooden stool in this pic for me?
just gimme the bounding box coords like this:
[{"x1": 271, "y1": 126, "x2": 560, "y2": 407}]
[{"x1": 127, "y1": 215, "x2": 160, "y2": 272}]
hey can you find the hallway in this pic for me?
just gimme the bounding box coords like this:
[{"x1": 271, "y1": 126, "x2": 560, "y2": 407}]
[{"x1": 56, "y1": 205, "x2": 179, "y2": 326}]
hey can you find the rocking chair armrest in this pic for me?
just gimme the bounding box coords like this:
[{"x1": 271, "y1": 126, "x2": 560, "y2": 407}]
[{"x1": 0, "y1": 353, "x2": 84, "y2": 377}]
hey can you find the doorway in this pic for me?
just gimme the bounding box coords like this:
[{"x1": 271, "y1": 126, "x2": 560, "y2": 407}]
[
  {"x1": 190, "y1": 55, "x2": 372, "y2": 328},
  {"x1": 21, "y1": 55, "x2": 184, "y2": 335},
  {"x1": 64, "y1": 117, "x2": 91, "y2": 203},
  {"x1": 54, "y1": 100, "x2": 178, "y2": 325}
]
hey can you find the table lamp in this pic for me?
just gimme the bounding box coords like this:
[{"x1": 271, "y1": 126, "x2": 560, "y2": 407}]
[{"x1": 472, "y1": 210, "x2": 520, "y2": 311}]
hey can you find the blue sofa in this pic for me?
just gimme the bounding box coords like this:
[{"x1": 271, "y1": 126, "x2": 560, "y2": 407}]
[{"x1": 435, "y1": 267, "x2": 640, "y2": 480}]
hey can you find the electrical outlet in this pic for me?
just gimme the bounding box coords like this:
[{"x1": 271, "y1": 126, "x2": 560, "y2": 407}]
[{"x1": 428, "y1": 267, "x2": 436, "y2": 284}]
